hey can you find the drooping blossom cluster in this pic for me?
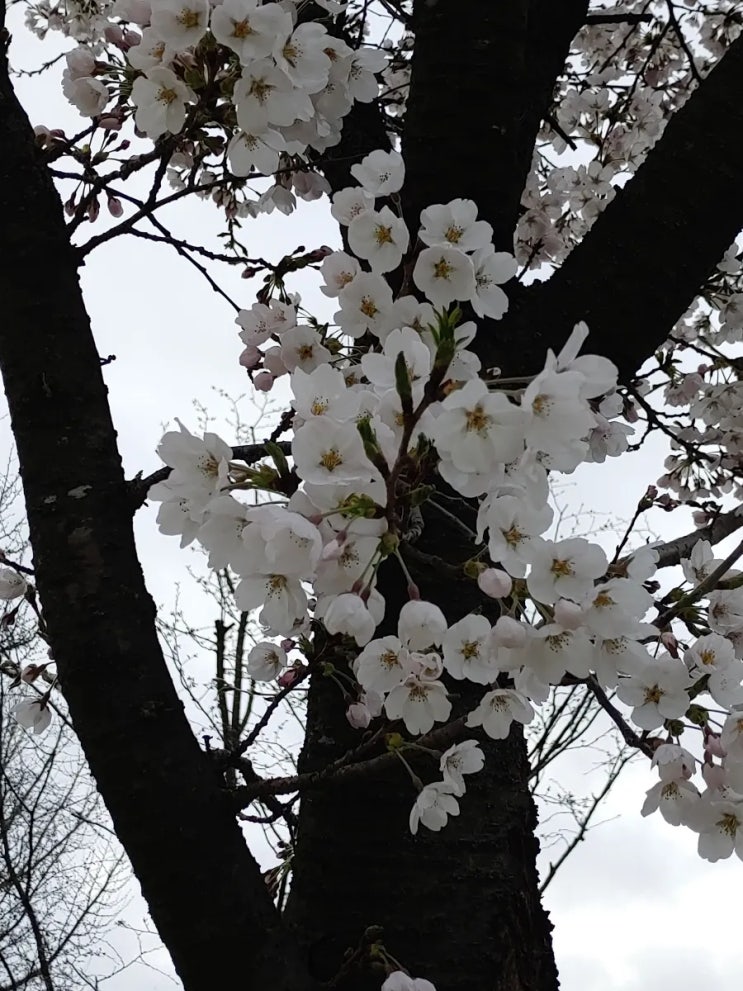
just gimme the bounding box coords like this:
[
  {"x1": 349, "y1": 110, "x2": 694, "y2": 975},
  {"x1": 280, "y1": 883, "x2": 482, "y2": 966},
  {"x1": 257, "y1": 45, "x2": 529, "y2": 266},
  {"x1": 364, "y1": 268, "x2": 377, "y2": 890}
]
[
  {"x1": 101, "y1": 147, "x2": 733, "y2": 867},
  {"x1": 35, "y1": 0, "x2": 390, "y2": 221}
]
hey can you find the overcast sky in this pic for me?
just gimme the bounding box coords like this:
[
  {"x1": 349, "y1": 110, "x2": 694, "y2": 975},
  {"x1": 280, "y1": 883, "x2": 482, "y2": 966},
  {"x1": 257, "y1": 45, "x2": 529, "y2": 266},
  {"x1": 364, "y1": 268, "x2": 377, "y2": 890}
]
[{"x1": 4, "y1": 10, "x2": 741, "y2": 990}]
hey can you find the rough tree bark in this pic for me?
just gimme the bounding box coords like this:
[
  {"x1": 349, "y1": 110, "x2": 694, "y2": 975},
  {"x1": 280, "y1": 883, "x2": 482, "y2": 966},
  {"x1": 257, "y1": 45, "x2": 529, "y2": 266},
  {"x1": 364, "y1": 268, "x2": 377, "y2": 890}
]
[{"x1": 0, "y1": 14, "x2": 308, "y2": 991}]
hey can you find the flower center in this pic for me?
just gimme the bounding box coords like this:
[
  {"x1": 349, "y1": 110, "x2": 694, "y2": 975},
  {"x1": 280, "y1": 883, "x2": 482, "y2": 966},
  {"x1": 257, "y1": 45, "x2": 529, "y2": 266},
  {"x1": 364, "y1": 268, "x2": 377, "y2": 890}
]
[
  {"x1": 381, "y1": 650, "x2": 401, "y2": 670},
  {"x1": 461, "y1": 640, "x2": 481, "y2": 660},
  {"x1": 374, "y1": 224, "x2": 394, "y2": 246},
  {"x1": 249, "y1": 78, "x2": 274, "y2": 104},
  {"x1": 433, "y1": 258, "x2": 454, "y2": 280},
  {"x1": 445, "y1": 224, "x2": 464, "y2": 244},
  {"x1": 643, "y1": 685, "x2": 662, "y2": 705},
  {"x1": 360, "y1": 296, "x2": 378, "y2": 318},
  {"x1": 158, "y1": 85, "x2": 178, "y2": 105},
  {"x1": 282, "y1": 41, "x2": 300, "y2": 65},
  {"x1": 233, "y1": 17, "x2": 253, "y2": 38},
  {"x1": 465, "y1": 404, "x2": 492, "y2": 434},
  {"x1": 320, "y1": 449, "x2": 343, "y2": 471},
  {"x1": 177, "y1": 8, "x2": 201, "y2": 28},
  {"x1": 718, "y1": 812, "x2": 740, "y2": 838},
  {"x1": 593, "y1": 591, "x2": 614, "y2": 608},
  {"x1": 550, "y1": 558, "x2": 574, "y2": 578},
  {"x1": 532, "y1": 394, "x2": 552, "y2": 417},
  {"x1": 503, "y1": 525, "x2": 524, "y2": 548},
  {"x1": 267, "y1": 575, "x2": 287, "y2": 597}
]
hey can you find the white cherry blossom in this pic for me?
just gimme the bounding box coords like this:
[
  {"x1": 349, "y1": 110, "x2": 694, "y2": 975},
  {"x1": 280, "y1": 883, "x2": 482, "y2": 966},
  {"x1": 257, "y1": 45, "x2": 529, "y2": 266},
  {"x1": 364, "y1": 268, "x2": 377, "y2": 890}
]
[
  {"x1": 13, "y1": 699, "x2": 52, "y2": 735},
  {"x1": 526, "y1": 537, "x2": 608, "y2": 605},
  {"x1": 0, "y1": 569, "x2": 27, "y2": 600},
  {"x1": 132, "y1": 66, "x2": 193, "y2": 138},
  {"x1": 419, "y1": 199, "x2": 492, "y2": 252},
  {"x1": 641, "y1": 779, "x2": 701, "y2": 827},
  {"x1": 335, "y1": 274, "x2": 394, "y2": 339},
  {"x1": 385, "y1": 675, "x2": 451, "y2": 735},
  {"x1": 442, "y1": 614, "x2": 498, "y2": 684},
  {"x1": 150, "y1": 0, "x2": 209, "y2": 51},
  {"x1": 350, "y1": 149, "x2": 404, "y2": 196},
  {"x1": 398, "y1": 600, "x2": 447, "y2": 651},
  {"x1": 247, "y1": 642, "x2": 287, "y2": 681},
  {"x1": 211, "y1": 0, "x2": 291, "y2": 63},
  {"x1": 431, "y1": 379, "x2": 524, "y2": 474},
  {"x1": 355, "y1": 636, "x2": 412, "y2": 694},
  {"x1": 273, "y1": 22, "x2": 331, "y2": 93},
  {"x1": 320, "y1": 251, "x2": 361, "y2": 297},
  {"x1": 470, "y1": 247, "x2": 517, "y2": 319},
  {"x1": 408, "y1": 782, "x2": 459, "y2": 836},
  {"x1": 615, "y1": 656, "x2": 692, "y2": 730},
  {"x1": 466, "y1": 689, "x2": 534, "y2": 739},
  {"x1": 413, "y1": 246, "x2": 476, "y2": 306},
  {"x1": 227, "y1": 128, "x2": 286, "y2": 177},
  {"x1": 235, "y1": 59, "x2": 314, "y2": 133},
  {"x1": 235, "y1": 573, "x2": 308, "y2": 636},
  {"x1": 322, "y1": 592, "x2": 378, "y2": 646},
  {"x1": 348, "y1": 207, "x2": 409, "y2": 273},
  {"x1": 440, "y1": 740, "x2": 485, "y2": 795},
  {"x1": 127, "y1": 29, "x2": 175, "y2": 72}
]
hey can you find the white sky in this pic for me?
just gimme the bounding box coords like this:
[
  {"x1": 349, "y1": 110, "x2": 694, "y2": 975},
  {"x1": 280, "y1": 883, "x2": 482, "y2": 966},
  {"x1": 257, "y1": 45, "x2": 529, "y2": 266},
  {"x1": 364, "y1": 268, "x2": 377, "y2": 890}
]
[{"x1": 4, "y1": 10, "x2": 741, "y2": 990}]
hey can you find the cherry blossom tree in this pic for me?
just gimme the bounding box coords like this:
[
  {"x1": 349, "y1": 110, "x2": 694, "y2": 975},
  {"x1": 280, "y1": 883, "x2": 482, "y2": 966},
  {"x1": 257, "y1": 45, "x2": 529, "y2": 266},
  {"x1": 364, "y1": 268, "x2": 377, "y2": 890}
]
[{"x1": 3, "y1": 2, "x2": 743, "y2": 991}]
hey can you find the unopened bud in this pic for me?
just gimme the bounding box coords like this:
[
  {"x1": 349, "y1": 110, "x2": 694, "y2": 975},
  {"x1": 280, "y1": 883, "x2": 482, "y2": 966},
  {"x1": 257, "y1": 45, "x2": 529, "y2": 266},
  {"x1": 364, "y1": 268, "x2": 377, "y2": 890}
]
[
  {"x1": 553, "y1": 599, "x2": 584, "y2": 629},
  {"x1": 253, "y1": 371, "x2": 274, "y2": 392},
  {"x1": 492, "y1": 616, "x2": 527, "y2": 648},
  {"x1": 477, "y1": 567, "x2": 512, "y2": 599}
]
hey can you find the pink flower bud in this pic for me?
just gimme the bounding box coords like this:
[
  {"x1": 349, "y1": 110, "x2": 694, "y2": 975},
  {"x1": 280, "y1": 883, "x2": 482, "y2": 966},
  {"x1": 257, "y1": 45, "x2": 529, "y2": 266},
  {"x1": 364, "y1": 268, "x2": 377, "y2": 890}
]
[
  {"x1": 104, "y1": 23, "x2": 125, "y2": 45},
  {"x1": 553, "y1": 599, "x2": 584, "y2": 630},
  {"x1": 34, "y1": 125, "x2": 51, "y2": 147},
  {"x1": 99, "y1": 114, "x2": 123, "y2": 132},
  {"x1": 253, "y1": 371, "x2": 274, "y2": 392},
  {"x1": 238, "y1": 345, "x2": 261, "y2": 369},
  {"x1": 702, "y1": 761, "x2": 727, "y2": 791},
  {"x1": 280, "y1": 639, "x2": 295, "y2": 652},
  {"x1": 492, "y1": 616, "x2": 527, "y2": 648},
  {"x1": 346, "y1": 702, "x2": 372, "y2": 729},
  {"x1": 477, "y1": 567, "x2": 512, "y2": 599},
  {"x1": 705, "y1": 734, "x2": 726, "y2": 759},
  {"x1": 122, "y1": 28, "x2": 141, "y2": 49},
  {"x1": 263, "y1": 346, "x2": 287, "y2": 377},
  {"x1": 107, "y1": 196, "x2": 123, "y2": 218},
  {"x1": 660, "y1": 631, "x2": 679, "y2": 657},
  {"x1": 278, "y1": 667, "x2": 300, "y2": 688}
]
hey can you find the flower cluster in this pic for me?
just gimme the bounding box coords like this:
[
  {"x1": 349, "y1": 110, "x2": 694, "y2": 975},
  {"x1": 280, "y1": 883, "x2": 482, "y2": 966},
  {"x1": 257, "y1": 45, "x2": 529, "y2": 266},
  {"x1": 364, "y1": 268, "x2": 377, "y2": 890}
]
[
  {"x1": 147, "y1": 147, "x2": 743, "y2": 860},
  {"x1": 151, "y1": 158, "x2": 738, "y2": 846},
  {"x1": 47, "y1": 0, "x2": 388, "y2": 221}
]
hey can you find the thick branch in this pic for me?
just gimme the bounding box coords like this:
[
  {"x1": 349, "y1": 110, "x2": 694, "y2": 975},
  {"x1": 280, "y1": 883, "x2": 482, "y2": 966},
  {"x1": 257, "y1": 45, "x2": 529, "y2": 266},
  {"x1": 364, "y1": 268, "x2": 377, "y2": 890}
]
[
  {"x1": 653, "y1": 508, "x2": 743, "y2": 570},
  {"x1": 0, "y1": 35, "x2": 309, "y2": 991},
  {"x1": 401, "y1": 0, "x2": 588, "y2": 249},
  {"x1": 497, "y1": 33, "x2": 743, "y2": 379}
]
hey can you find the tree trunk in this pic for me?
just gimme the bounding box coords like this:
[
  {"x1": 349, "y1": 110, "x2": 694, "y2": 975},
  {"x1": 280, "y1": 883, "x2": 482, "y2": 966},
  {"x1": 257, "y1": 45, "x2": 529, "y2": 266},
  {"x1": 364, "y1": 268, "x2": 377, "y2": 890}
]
[
  {"x1": 0, "y1": 23, "x2": 309, "y2": 991},
  {"x1": 284, "y1": 6, "x2": 593, "y2": 987}
]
